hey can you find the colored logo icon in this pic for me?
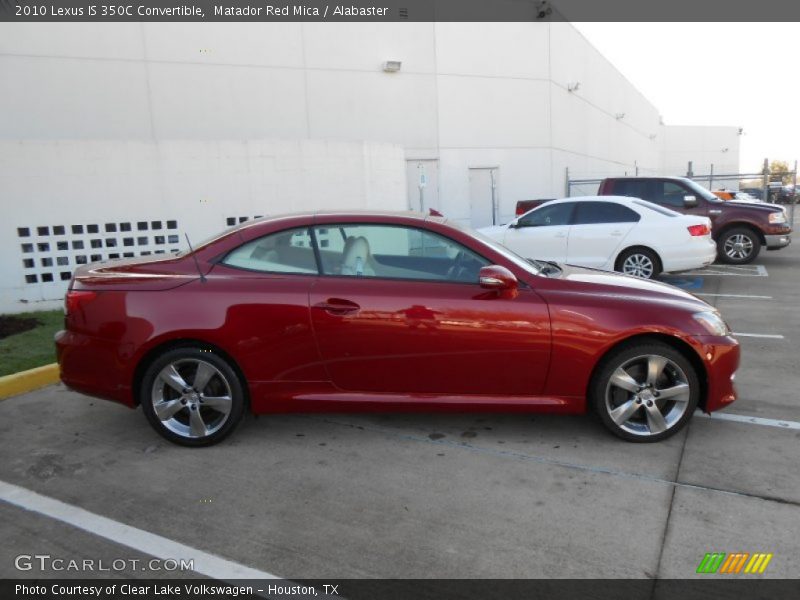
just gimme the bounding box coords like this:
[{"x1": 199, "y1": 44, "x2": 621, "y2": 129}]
[{"x1": 696, "y1": 552, "x2": 773, "y2": 574}]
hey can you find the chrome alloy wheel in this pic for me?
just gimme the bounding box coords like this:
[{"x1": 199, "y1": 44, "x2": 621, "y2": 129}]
[
  {"x1": 604, "y1": 354, "x2": 692, "y2": 437},
  {"x1": 622, "y1": 253, "x2": 655, "y2": 279},
  {"x1": 723, "y1": 233, "x2": 754, "y2": 261},
  {"x1": 150, "y1": 359, "x2": 233, "y2": 439}
]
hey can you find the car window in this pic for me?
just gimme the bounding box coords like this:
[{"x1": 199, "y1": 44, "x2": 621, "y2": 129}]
[
  {"x1": 610, "y1": 180, "x2": 649, "y2": 199},
  {"x1": 656, "y1": 182, "x2": 689, "y2": 208},
  {"x1": 313, "y1": 224, "x2": 489, "y2": 283},
  {"x1": 574, "y1": 202, "x2": 641, "y2": 225},
  {"x1": 632, "y1": 199, "x2": 679, "y2": 217},
  {"x1": 518, "y1": 202, "x2": 574, "y2": 227},
  {"x1": 222, "y1": 227, "x2": 318, "y2": 274}
]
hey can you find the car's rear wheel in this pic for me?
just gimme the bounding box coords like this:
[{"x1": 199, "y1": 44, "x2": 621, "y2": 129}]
[
  {"x1": 615, "y1": 248, "x2": 660, "y2": 279},
  {"x1": 591, "y1": 342, "x2": 699, "y2": 442},
  {"x1": 140, "y1": 347, "x2": 245, "y2": 446},
  {"x1": 718, "y1": 227, "x2": 761, "y2": 264}
]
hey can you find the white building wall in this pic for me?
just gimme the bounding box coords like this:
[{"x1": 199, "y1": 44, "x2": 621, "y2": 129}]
[
  {"x1": 0, "y1": 21, "x2": 741, "y2": 312},
  {"x1": 0, "y1": 139, "x2": 405, "y2": 313},
  {"x1": 662, "y1": 125, "x2": 742, "y2": 184}
]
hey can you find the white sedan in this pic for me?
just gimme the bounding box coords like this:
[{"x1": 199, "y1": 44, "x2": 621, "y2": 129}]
[{"x1": 479, "y1": 196, "x2": 716, "y2": 279}]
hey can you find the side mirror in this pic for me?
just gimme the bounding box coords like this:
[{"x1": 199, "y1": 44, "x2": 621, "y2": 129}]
[
  {"x1": 479, "y1": 265, "x2": 518, "y2": 291},
  {"x1": 683, "y1": 195, "x2": 698, "y2": 207},
  {"x1": 508, "y1": 219, "x2": 520, "y2": 229}
]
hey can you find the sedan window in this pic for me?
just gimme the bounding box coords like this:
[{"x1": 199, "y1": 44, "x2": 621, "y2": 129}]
[
  {"x1": 518, "y1": 202, "x2": 574, "y2": 227},
  {"x1": 574, "y1": 202, "x2": 641, "y2": 225},
  {"x1": 313, "y1": 224, "x2": 489, "y2": 283},
  {"x1": 222, "y1": 227, "x2": 318, "y2": 274}
]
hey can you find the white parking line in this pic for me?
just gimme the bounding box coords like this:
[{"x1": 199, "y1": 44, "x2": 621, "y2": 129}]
[
  {"x1": 696, "y1": 411, "x2": 800, "y2": 431},
  {"x1": 695, "y1": 293, "x2": 772, "y2": 300},
  {"x1": 681, "y1": 265, "x2": 769, "y2": 277},
  {"x1": 0, "y1": 480, "x2": 279, "y2": 581},
  {"x1": 734, "y1": 333, "x2": 785, "y2": 339}
]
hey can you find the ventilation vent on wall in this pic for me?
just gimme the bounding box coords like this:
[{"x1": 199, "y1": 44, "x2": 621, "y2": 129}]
[
  {"x1": 16, "y1": 219, "x2": 180, "y2": 285},
  {"x1": 225, "y1": 215, "x2": 264, "y2": 227}
]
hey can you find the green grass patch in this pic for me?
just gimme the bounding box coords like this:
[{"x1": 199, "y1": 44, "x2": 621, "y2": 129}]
[{"x1": 0, "y1": 310, "x2": 63, "y2": 377}]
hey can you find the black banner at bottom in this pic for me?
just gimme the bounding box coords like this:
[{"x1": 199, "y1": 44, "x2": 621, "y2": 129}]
[{"x1": 3, "y1": 579, "x2": 800, "y2": 600}]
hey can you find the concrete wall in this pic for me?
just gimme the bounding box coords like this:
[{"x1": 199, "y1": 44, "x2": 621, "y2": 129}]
[
  {"x1": 0, "y1": 139, "x2": 405, "y2": 313},
  {"x1": 0, "y1": 21, "x2": 740, "y2": 312},
  {"x1": 662, "y1": 125, "x2": 742, "y2": 184}
]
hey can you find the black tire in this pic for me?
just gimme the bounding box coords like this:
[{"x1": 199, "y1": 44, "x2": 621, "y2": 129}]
[
  {"x1": 717, "y1": 227, "x2": 761, "y2": 264},
  {"x1": 140, "y1": 346, "x2": 245, "y2": 447},
  {"x1": 590, "y1": 342, "x2": 700, "y2": 443},
  {"x1": 615, "y1": 247, "x2": 661, "y2": 279}
]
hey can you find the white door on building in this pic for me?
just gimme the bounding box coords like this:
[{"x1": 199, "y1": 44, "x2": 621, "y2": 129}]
[
  {"x1": 405, "y1": 160, "x2": 439, "y2": 214},
  {"x1": 469, "y1": 168, "x2": 498, "y2": 228}
]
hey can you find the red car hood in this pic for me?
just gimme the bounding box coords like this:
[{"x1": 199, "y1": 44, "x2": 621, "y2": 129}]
[{"x1": 549, "y1": 263, "x2": 712, "y2": 312}]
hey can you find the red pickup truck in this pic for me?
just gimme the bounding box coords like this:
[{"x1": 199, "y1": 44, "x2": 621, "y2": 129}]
[{"x1": 515, "y1": 177, "x2": 791, "y2": 264}]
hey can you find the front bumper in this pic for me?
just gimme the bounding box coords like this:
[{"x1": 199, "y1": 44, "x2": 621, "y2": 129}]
[{"x1": 765, "y1": 233, "x2": 791, "y2": 250}]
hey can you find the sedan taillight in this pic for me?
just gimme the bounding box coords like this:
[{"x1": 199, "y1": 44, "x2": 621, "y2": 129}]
[
  {"x1": 64, "y1": 290, "x2": 97, "y2": 315},
  {"x1": 687, "y1": 224, "x2": 710, "y2": 237}
]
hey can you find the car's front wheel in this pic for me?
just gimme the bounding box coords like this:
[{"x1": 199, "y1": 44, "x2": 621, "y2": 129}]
[
  {"x1": 140, "y1": 347, "x2": 245, "y2": 446},
  {"x1": 591, "y1": 342, "x2": 699, "y2": 442},
  {"x1": 718, "y1": 227, "x2": 761, "y2": 264}
]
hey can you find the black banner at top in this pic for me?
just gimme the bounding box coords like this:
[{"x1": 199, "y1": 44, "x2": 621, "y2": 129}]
[{"x1": 2, "y1": 0, "x2": 800, "y2": 22}]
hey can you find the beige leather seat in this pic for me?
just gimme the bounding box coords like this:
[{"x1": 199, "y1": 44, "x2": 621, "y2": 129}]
[{"x1": 340, "y1": 236, "x2": 376, "y2": 276}]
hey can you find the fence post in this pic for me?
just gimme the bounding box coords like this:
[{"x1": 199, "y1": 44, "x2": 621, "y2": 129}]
[
  {"x1": 792, "y1": 160, "x2": 798, "y2": 225},
  {"x1": 565, "y1": 166, "x2": 570, "y2": 197},
  {"x1": 709, "y1": 164, "x2": 714, "y2": 191},
  {"x1": 687, "y1": 161, "x2": 694, "y2": 177},
  {"x1": 762, "y1": 158, "x2": 769, "y2": 202}
]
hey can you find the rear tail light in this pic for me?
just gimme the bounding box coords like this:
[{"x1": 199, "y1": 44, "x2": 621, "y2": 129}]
[
  {"x1": 687, "y1": 224, "x2": 710, "y2": 237},
  {"x1": 515, "y1": 205, "x2": 526, "y2": 216},
  {"x1": 64, "y1": 290, "x2": 97, "y2": 315}
]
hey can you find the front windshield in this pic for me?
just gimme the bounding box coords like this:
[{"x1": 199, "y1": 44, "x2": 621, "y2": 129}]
[
  {"x1": 681, "y1": 178, "x2": 722, "y2": 203},
  {"x1": 455, "y1": 223, "x2": 543, "y2": 276}
]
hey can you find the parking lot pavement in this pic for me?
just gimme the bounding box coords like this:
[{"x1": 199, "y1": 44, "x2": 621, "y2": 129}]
[{"x1": 1, "y1": 239, "x2": 799, "y2": 581}]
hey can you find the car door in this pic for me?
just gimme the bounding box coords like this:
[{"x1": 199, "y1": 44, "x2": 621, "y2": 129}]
[
  {"x1": 308, "y1": 223, "x2": 551, "y2": 397},
  {"x1": 501, "y1": 202, "x2": 575, "y2": 262},
  {"x1": 212, "y1": 226, "x2": 326, "y2": 386},
  {"x1": 567, "y1": 201, "x2": 640, "y2": 269}
]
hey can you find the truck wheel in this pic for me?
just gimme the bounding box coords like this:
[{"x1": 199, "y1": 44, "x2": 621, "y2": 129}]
[{"x1": 718, "y1": 227, "x2": 761, "y2": 264}]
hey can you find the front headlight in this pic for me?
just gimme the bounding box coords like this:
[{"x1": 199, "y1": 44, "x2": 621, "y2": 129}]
[
  {"x1": 693, "y1": 311, "x2": 731, "y2": 336},
  {"x1": 769, "y1": 211, "x2": 786, "y2": 224}
]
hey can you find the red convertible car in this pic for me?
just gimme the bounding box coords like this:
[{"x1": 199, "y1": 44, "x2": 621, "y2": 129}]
[{"x1": 56, "y1": 211, "x2": 739, "y2": 446}]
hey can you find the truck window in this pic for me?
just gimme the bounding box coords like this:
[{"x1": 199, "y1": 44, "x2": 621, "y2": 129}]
[
  {"x1": 610, "y1": 180, "x2": 650, "y2": 199},
  {"x1": 656, "y1": 182, "x2": 688, "y2": 208}
]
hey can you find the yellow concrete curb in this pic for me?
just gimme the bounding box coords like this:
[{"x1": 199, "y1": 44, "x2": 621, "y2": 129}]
[{"x1": 0, "y1": 363, "x2": 60, "y2": 401}]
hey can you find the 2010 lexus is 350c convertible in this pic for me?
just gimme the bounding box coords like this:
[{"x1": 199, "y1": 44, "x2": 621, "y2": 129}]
[{"x1": 56, "y1": 211, "x2": 739, "y2": 446}]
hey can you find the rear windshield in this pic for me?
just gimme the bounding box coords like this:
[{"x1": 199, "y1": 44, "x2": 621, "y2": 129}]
[{"x1": 632, "y1": 199, "x2": 679, "y2": 217}]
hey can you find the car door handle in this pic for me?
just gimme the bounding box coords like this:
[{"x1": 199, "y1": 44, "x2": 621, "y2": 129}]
[
  {"x1": 610, "y1": 230, "x2": 623, "y2": 236},
  {"x1": 314, "y1": 298, "x2": 361, "y2": 315},
  {"x1": 555, "y1": 232, "x2": 567, "y2": 238}
]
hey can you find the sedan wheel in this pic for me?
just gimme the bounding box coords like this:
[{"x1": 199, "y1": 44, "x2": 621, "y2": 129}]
[
  {"x1": 141, "y1": 347, "x2": 245, "y2": 446},
  {"x1": 616, "y1": 248, "x2": 660, "y2": 280},
  {"x1": 592, "y1": 342, "x2": 699, "y2": 442}
]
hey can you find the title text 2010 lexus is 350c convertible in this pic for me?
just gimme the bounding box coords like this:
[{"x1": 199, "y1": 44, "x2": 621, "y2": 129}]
[{"x1": 56, "y1": 211, "x2": 740, "y2": 446}]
